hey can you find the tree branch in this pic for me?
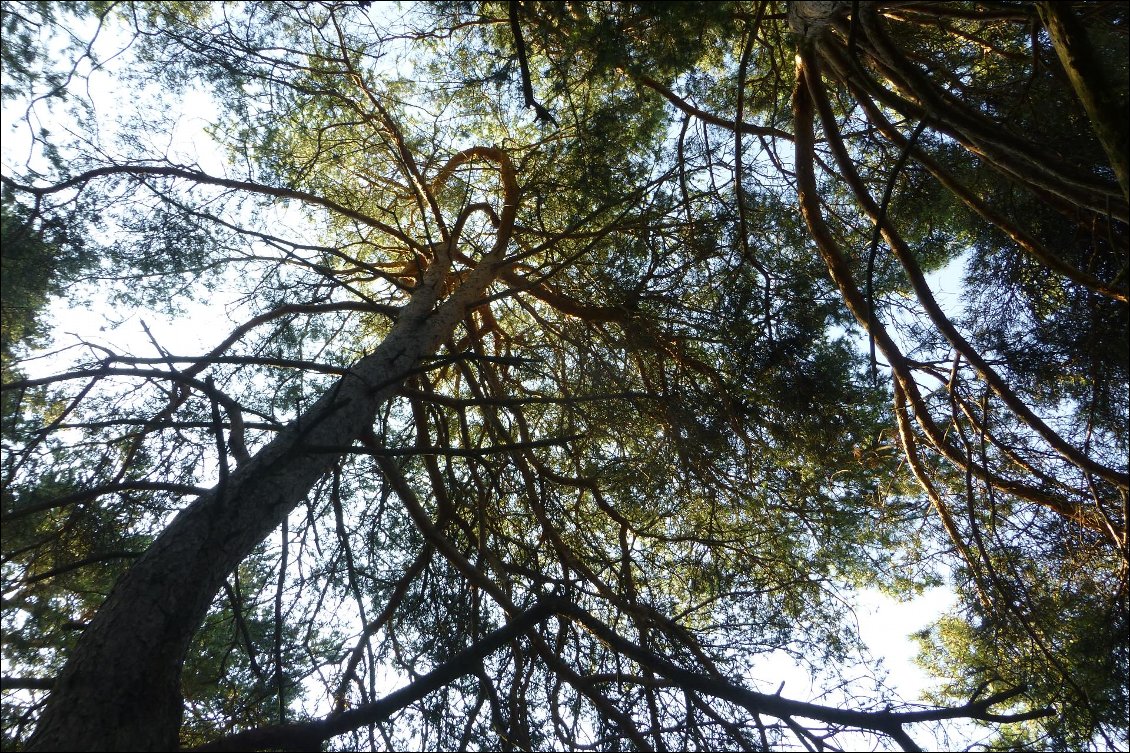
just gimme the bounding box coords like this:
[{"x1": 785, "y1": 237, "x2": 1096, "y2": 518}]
[
  {"x1": 1038, "y1": 2, "x2": 1130, "y2": 201},
  {"x1": 508, "y1": 0, "x2": 556, "y2": 125},
  {"x1": 189, "y1": 597, "x2": 568, "y2": 751},
  {"x1": 0, "y1": 167, "x2": 418, "y2": 249},
  {"x1": 1, "y1": 677, "x2": 55, "y2": 691}
]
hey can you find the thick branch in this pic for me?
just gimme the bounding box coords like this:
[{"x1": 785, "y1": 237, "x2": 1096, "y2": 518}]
[
  {"x1": 1, "y1": 677, "x2": 55, "y2": 691},
  {"x1": 634, "y1": 74, "x2": 793, "y2": 141},
  {"x1": 557, "y1": 604, "x2": 1053, "y2": 746},
  {"x1": 1038, "y1": 2, "x2": 1130, "y2": 201},
  {"x1": 2, "y1": 482, "x2": 209, "y2": 523},
  {"x1": 189, "y1": 597, "x2": 569, "y2": 751},
  {"x1": 792, "y1": 48, "x2": 1108, "y2": 532},
  {"x1": 508, "y1": 0, "x2": 556, "y2": 125}
]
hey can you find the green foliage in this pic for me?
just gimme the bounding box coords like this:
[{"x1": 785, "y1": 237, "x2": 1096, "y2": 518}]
[
  {"x1": 1, "y1": 2, "x2": 1127, "y2": 751},
  {"x1": 0, "y1": 196, "x2": 88, "y2": 362},
  {"x1": 0, "y1": 2, "x2": 111, "y2": 102},
  {"x1": 916, "y1": 551, "x2": 1128, "y2": 751},
  {"x1": 179, "y1": 555, "x2": 313, "y2": 747}
]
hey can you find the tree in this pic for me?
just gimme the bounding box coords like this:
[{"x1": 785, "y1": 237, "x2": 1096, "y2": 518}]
[{"x1": 1, "y1": 1, "x2": 1125, "y2": 751}]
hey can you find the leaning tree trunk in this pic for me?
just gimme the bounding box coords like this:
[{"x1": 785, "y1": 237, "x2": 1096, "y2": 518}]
[
  {"x1": 25, "y1": 149, "x2": 517, "y2": 748},
  {"x1": 25, "y1": 295, "x2": 459, "y2": 750}
]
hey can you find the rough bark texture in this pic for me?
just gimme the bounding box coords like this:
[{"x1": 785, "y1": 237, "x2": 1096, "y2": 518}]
[{"x1": 787, "y1": 0, "x2": 848, "y2": 40}]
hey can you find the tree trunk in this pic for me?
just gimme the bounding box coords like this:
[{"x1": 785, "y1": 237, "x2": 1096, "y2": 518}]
[
  {"x1": 26, "y1": 263, "x2": 496, "y2": 751},
  {"x1": 1037, "y1": 1, "x2": 1130, "y2": 202}
]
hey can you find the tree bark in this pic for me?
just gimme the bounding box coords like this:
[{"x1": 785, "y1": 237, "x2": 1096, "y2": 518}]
[{"x1": 1038, "y1": 2, "x2": 1130, "y2": 203}]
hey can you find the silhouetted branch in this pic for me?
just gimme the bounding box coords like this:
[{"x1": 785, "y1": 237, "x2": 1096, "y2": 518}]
[
  {"x1": 1, "y1": 677, "x2": 55, "y2": 691},
  {"x1": 508, "y1": 1, "x2": 557, "y2": 125}
]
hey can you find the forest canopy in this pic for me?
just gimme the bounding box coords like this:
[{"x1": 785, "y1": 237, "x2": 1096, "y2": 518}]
[{"x1": 1, "y1": 1, "x2": 1127, "y2": 751}]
